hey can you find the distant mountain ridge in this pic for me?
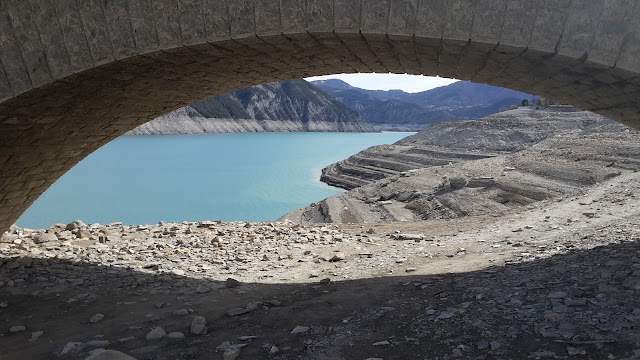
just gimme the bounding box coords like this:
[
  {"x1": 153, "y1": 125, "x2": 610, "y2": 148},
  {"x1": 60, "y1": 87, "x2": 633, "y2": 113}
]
[
  {"x1": 311, "y1": 79, "x2": 536, "y2": 131},
  {"x1": 128, "y1": 80, "x2": 373, "y2": 135}
]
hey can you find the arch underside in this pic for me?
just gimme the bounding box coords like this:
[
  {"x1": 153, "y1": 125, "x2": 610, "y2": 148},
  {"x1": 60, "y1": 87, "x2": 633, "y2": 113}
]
[{"x1": 1, "y1": 0, "x2": 640, "y2": 232}]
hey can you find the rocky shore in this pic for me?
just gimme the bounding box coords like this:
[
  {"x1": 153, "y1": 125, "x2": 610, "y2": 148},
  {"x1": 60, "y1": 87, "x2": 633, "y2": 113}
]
[{"x1": 2, "y1": 166, "x2": 640, "y2": 359}]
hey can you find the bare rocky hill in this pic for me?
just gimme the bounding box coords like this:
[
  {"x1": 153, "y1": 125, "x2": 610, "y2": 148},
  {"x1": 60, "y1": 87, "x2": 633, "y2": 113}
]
[
  {"x1": 284, "y1": 107, "x2": 638, "y2": 224},
  {"x1": 320, "y1": 107, "x2": 625, "y2": 190},
  {"x1": 128, "y1": 80, "x2": 373, "y2": 135}
]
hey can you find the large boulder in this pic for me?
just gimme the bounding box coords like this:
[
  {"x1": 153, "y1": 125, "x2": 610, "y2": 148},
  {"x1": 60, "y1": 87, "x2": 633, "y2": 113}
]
[
  {"x1": 449, "y1": 176, "x2": 469, "y2": 190},
  {"x1": 33, "y1": 232, "x2": 58, "y2": 244},
  {"x1": 66, "y1": 220, "x2": 86, "y2": 231}
]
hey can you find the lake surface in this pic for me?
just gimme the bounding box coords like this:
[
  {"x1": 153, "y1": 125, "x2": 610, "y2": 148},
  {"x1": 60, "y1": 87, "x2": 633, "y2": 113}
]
[{"x1": 17, "y1": 132, "x2": 413, "y2": 229}]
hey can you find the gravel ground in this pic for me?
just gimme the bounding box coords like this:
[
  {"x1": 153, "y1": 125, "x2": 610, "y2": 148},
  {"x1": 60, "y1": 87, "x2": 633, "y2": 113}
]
[{"x1": 2, "y1": 170, "x2": 640, "y2": 359}]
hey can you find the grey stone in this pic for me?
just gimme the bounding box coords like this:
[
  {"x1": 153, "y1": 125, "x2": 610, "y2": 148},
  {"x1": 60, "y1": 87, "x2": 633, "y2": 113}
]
[
  {"x1": 196, "y1": 285, "x2": 210, "y2": 293},
  {"x1": 66, "y1": 220, "x2": 86, "y2": 230},
  {"x1": 226, "y1": 278, "x2": 241, "y2": 288},
  {"x1": 34, "y1": 232, "x2": 58, "y2": 243},
  {"x1": 190, "y1": 316, "x2": 207, "y2": 335},
  {"x1": 61, "y1": 342, "x2": 83, "y2": 354},
  {"x1": 145, "y1": 327, "x2": 166, "y2": 340},
  {"x1": 167, "y1": 332, "x2": 185, "y2": 339},
  {"x1": 29, "y1": 331, "x2": 44, "y2": 341},
  {"x1": 170, "y1": 269, "x2": 185, "y2": 276},
  {"x1": 89, "y1": 314, "x2": 104, "y2": 323},
  {"x1": 467, "y1": 177, "x2": 497, "y2": 188},
  {"x1": 173, "y1": 309, "x2": 189, "y2": 316},
  {"x1": 9, "y1": 325, "x2": 26, "y2": 333},
  {"x1": 76, "y1": 229, "x2": 92, "y2": 239},
  {"x1": 223, "y1": 347, "x2": 241, "y2": 360},
  {"x1": 437, "y1": 311, "x2": 455, "y2": 319},
  {"x1": 329, "y1": 252, "x2": 346, "y2": 262},
  {"x1": 290, "y1": 326, "x2": 309, "y2": 335},
  {"x1": 449, "y1": 176, "x2": 469, "y2": 189},
  {"x1": 372, "y1": 340, "x2": 390, "y2": 346}
]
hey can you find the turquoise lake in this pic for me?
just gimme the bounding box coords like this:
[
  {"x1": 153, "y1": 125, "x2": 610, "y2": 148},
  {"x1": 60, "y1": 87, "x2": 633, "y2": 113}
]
[{"x1": 17, "y1": 132, "x2": 413, "y2": 229}]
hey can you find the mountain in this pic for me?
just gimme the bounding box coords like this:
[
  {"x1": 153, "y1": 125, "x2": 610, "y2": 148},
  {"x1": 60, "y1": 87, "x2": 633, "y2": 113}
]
[
  {"x1": 128, "y1": 80, "x2": 374, "y2": 135},
  {"x1": 282, "y1": 107, "x2": 632, "y2": 224},
  {"x1": 311, "y1": 80, "x2": 536, "y2": 131}
]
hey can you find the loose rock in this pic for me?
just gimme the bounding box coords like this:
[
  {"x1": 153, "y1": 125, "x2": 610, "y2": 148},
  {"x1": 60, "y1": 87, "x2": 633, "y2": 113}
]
[
  {"x1": 145, "y1": 327, "x2": 166, "y2": 340},
  {"x1": 190, "y1": 316, "x2": 207, "y2": 335},
  {"x1": 290, "y1": 326, "x2": 309, "y2": 335},
  {"x1": 90, "y1": 314, "x2": 104, "y2": 323}
]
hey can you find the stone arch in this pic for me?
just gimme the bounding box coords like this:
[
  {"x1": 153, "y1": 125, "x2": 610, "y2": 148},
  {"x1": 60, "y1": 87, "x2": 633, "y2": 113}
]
[{"x1": 1, "y1": 0, "x2": 639, "y2": 232}]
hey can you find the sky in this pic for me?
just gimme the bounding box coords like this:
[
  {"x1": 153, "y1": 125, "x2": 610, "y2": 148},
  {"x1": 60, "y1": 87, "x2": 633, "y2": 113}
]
[{"x1": 305, "y1": 73, "x2": 459, "y2": 93}]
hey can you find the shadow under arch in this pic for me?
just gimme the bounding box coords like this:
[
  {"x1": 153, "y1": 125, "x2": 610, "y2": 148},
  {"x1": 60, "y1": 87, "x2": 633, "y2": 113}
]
[
  {"x1": 1, "y1": 0, "x2": 640, "y2": 231},
  {"x1": 1, "y1": 231, "x2": 639, "y2": 359}
]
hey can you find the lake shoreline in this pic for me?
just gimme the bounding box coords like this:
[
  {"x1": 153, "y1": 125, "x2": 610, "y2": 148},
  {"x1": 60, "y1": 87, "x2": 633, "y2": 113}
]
[{"x1": 17, "y1": 132, "x2": 414, "y2": 229}]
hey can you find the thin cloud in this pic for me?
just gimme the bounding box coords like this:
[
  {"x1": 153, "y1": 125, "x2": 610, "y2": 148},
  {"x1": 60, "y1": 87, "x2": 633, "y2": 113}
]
[{"x1": 305, "y1": 73, "x2": 458, "y2": 93}]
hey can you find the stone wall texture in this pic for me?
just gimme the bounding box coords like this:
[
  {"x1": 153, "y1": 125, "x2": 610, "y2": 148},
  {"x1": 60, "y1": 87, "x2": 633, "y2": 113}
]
[{"x1": 1, "y1": 0, "x2": 639, "y2": 232}]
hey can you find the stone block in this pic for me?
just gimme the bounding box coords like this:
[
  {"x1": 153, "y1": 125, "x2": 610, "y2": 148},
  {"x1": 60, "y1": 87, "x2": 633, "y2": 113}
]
[
  {"x1": 335, "y1": 0, "x2": 361, "y2": 32},
  {"x1": 77, "y1": 0, "x2": 114, "y2": 66},
  {"x1": 0, "y1": 63, "x2": 13, "y2": 102},
  {"x1": 500, "y1": 0, "x2": 536, "y2": 47},
  {"x1": 5, "y1": 1, "x2": 52, "y2": 88},
  {"x1": 616, "y1": 10, "x2": 640, "y2": 73},
  {"x1": 414, "y1": 0, "x2": 446, "y2": 38},
  {"x1": 529, "y1": 5, "x2": 569, "y2": 53},
  {"x1": 280, "y1": 0, "x2": 306, "y2": 33},
  {"x1": 307, "y1": 0, "x2": 334, "y2": 33},
  {"x1": 153, "y1": 0, "x2": 182, "y2": 48},
  {"x1": 254, "y1": 0, "x2": 281, "y2": 35},
  {"x1": 202, "y1": 0, "x2": 230, "y2": 41},
  {"x1": 128, "y1": 0, "x2": 158, "y2": 53},
  {"x1": 28, "y1": 0, "x2": 72, "y2": 79},
  {"x1": 0, "y1": 10, "x2": 32, "y2": 95},
  {"x1": 101, "y1": 0, "x2": 136, "y2": 58},
  {"x1": 438, "y1": 39, "x2": 469, "y2": 78},
  {"x1": 53, "y1": 0, "x2": 94, "y2": 72},
  {"x1": 228, "y1": 0, "x2": 255, "y2": 38},
  {"x1": 587, "y1": 0, "x2": 636, "y2": 67},
  {"x1": 389, "y1": 0, "x2": 418, "y2": 36},
  {"x1": 557, "y1": 1, "x2": 605, "y2": 59},
  {"x1": 471, "y1": 0, "x2": 506, "y2": 43},
  {"x1": 361, "y1": 0, "x2": 389, "y2": 34},
  {"x1": 177, "y1": 0, "x2": 206, "y2": 45},
  {"x1": 443, "y1": 0, "x2": 475, "y2": 41}
]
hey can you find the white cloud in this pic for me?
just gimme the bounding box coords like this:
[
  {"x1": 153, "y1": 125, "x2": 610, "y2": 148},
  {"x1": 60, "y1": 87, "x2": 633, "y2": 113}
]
[{"x1": 305, "y1": 73, "x2": 458, "y2": 93}]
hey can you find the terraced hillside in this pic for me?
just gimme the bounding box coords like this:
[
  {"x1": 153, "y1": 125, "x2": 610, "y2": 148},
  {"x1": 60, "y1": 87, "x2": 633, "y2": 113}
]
[
  {"x1": 320, "y1": 107, "x2": 625, "y2": 190},
  {"x1": 284, "y1": 108, "x2": 640, "y2": 224}
]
